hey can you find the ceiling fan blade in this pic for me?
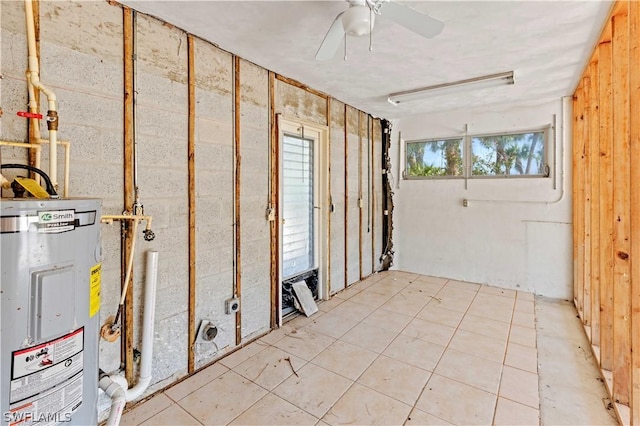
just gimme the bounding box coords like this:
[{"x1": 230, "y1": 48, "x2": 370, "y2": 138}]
[
  {"x1": 379, "y1": 1, "x2": 444, "y2": 39},
  {"x1": 315, "y1": 12, "x2": 346, "y2": 61}
]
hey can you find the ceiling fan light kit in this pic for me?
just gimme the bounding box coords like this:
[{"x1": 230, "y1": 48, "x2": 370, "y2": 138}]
[
  {"x1": 387, "y1": 71, "x2": 515, "y2": 105},
  {"x1": 342, "y1": 5, "x2": 374, "y2": 36},
  {"x1": 315, "y1": 0, "x2": 444, "y2": 61}
]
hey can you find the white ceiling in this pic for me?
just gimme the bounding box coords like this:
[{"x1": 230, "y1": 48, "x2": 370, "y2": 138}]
[{"x1": 124, "y1": 0, "x2": 612, "y2": 120}]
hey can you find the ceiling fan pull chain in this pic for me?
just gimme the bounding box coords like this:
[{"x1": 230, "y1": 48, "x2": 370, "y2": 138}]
[
  {"x1": 344, "y1": 33, "x2": 348, "y2": 61},
  {"x1": 369, "y1": 7, "x2": 373, "y2": 51}
]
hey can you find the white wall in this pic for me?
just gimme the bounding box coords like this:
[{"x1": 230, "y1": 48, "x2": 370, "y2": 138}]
[{"x1": 392, "y1": 98, "x2": 572, "y2": 299}]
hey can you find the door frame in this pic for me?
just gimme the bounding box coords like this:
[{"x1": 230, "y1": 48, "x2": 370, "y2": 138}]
[{"x1": 277, "y1": 115, "x2": 329, "y2": 326}]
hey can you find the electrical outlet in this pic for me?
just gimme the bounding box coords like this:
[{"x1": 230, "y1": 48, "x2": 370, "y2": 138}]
[{"x1": 225, "y1": 297, "x2": 240, "y2": 315}]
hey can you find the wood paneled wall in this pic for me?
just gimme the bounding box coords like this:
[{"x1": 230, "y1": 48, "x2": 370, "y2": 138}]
[{"x1": 573, "y1": 1, "x2": 640, "y2": 424}]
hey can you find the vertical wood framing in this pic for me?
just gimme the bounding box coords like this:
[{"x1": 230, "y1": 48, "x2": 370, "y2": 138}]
[
  {"x1": 234, "y1": 56, "x2": 242, "y2": 345},
  {"x1": 611, "y1": 4, "x2": 631, "y2": 406},
  {"x1": 371, "y1": 117, "x2": 376, "y2": 271},
  {"x1": 269, "y1": 72, "x2": 278, "y2": 328},
  {"x1": 187, "y1": 35, "x2": 196, "y2": 373},
  {"x1": 572, "y1": 91, "x2": 581, "y2": 309},
  {"x1": 588, "y1": 58, "x2": 601, "y2": 345},
  {"x1": 358, "y1": 112, "x2": 363, "y2": 280},
  {"x1": 122, "y1": 6, "x2": 135, "y2": 385},
  {"x1": 598, "y1": 34, "x2": 614, "y2": 372},
  {"x1": 27, "y1": 0, "x2": 41, "y2": 172},
  {"x1": 344, "y1": 104, "x2": 349, "y2": 288},
  {"x1": 574, "y1": 83, "x2": 585, "y2": 317},
  {"x1": 629, "y1": 1, "x2": 640, "y2": 422},
  {"x1": 326, "y1": 98, "x2": 332, "y2": 294},
  {"x1": 582, "y1": 74, "x2": 592, "y2": 327}
]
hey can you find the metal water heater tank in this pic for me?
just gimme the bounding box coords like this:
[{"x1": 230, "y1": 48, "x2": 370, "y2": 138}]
[{"x1": 1, "y1": 199, "x2": 101, "y2": 426}]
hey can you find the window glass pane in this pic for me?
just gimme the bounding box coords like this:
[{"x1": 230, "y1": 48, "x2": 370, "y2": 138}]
[
  {"x1": 282, "y1": 134, "x2": 314, "y2": 279},
  {"x1": 471, "y1": 131, "x2": 545, "y2": 176},
  {"x1": 406, "y1": 138, "x2": 463, "y2": 177}
]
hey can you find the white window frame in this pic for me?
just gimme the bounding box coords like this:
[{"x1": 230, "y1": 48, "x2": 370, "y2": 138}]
[{"x1": 404, "y1": 126, "x2": 551, "y2": 180}]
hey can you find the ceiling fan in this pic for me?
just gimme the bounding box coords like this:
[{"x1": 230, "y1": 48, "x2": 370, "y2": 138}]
[{"x1": 315, "y1": 0, "x2": 444, "y2": 61}]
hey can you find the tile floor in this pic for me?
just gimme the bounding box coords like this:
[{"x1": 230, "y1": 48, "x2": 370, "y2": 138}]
[{"x1": 119, "y1": 271, "x2": 609, "y2": 425}]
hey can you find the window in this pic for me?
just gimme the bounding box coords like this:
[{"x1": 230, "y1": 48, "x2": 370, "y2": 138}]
[
  {"x1": 282, "y1": 133, "x2": 315, "y2": 279},
  {"x1": 406, "y1": 138, "x2": 464, "y2": 177},
  {"x1": 405, "y1": 128, "x2": 549, "y2": 179},
  {"x1": 471, "y1": 131, "x2": 545, "y2": 176}
]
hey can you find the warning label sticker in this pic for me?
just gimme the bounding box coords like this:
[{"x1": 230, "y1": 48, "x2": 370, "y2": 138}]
[
  {"x1": 37, "y1": 210, "x2": 75, "y2": 233},
  {"x1": 89, "y1": 264, "x2": 101, "y2": 318},
  {"x1": 7, "y1": 374, "x2": 82, "y2": 426},
  {"x1": 10, "y1": 328, "x2": 84, "y2": 406}
]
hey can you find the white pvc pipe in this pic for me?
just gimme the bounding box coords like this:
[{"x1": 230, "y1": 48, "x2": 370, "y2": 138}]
[
  {"x1": 109, "y1": 250, "x2": 158, "y2": 402},
  {"x1": 99, "y1": 376, "x2": 126, "y2": 426},
  {"x1": 126, "y1": 250, "x2": 158, "y2": 400},
  {"x1": 24, "y1": 0, "x2": 58, "y2": 189}
]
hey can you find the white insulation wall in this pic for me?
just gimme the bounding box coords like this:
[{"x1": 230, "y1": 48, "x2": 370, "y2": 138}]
[
  {"x1": 392, "y1": 99, "x2": 572, "y2": 299},
  {"x1": 0, "y1": 0, "x2": 385, "y2": 416}
]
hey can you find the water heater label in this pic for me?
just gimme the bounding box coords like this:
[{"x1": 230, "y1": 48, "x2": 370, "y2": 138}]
[
  {"x1": 89, "y1": 264, "x2": 101, "y2": 318},
  {"x1": 37, "y1": 209, "x2": 75, "y2": 233},
  {"x1": 9, "y1": 328, "x2": 84, "y2": 410}
]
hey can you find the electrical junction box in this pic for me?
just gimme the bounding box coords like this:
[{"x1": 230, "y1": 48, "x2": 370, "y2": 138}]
[
  {"x1": 225, "y1": 297, "x2": 240, "y2": 315},
  {"x1": 0, "y1": 199, "x2": 101, "y2": 426}
]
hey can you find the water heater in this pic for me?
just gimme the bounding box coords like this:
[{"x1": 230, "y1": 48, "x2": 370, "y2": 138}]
[{"x1": 1, "y1": 199, "x2": 101, "y2": 426}]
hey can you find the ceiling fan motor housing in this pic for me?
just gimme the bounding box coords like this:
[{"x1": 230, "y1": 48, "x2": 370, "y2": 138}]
[{"x1": 341, "y1": 5, "x2": 375, "y2": 36}]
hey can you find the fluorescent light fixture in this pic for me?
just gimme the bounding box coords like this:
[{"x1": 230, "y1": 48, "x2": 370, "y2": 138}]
[{"x1": 387, "y1": 71, "x2": 515, "y2": 105}]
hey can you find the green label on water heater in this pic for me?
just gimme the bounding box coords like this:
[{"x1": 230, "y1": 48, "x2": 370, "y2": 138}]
[{"x1": 37, "y1": 209, "x2": 75, "y2": 233}]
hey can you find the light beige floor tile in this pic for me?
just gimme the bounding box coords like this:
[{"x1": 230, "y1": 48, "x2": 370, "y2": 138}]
[
  {"x1": 120, "y1": 393, "x2": 173, "y2": 426},
  {"x1": 414, "y1": 275, "x2": 449, "y2": 286},
  {"x1": 260, "y1": 324, "x2": 296, "y2": 345},
  {"x1": 303, "y1": 312, "x2": 359, "y2": 339},
  {"x1": 448, "y1": 329, "x2": 507, "y2": 362},
  {"x1": 405, "y1": 281, "x2": 444, "y2": 296},
  {"x1": 328, "y1": 300, "x2": 376, "y2": 322},
  {"x1": 458, "y1": 313, "x2": 510, "y2": 341},
  {"x1": 273, "y1": 363, "x2": 352, "y2": 418},
  {"x1": 273, "y1": 327, "x2": 336, "y2": 361},
  {"x1": 322, "y1": 383, "x2": 412, "y2": 425},
  {"x1": 380, "y1": 292, "x2": 429, "y2": 317},
  {"x1": 340, "y1": 322, "x2": 398, "y2": 353},
  {"x1": 417, "y1": 305, "x2": 465, "y2": 328},
  {"x1": 288, "y1": 311, "x2": 325, "y2": 328},
  {"x1": 233, "y1": 345, "x2": 306, "y2": 390},
  {"x1": 165, "y1": 362, "x2": 229, "y2": 401},
  {"x1": 318, "y1": 297, "x2": 345, "y2": 313},
  {"x1": 505, "y1": 342, "x2": 538, "y2": 373},
  {"x1": 493, "y1": 396, "x2": 540, "y2": 426},
  {"x1": 428, "y1": 293, "x2": 474, "y2": 313},
  {"x1": 363, "y1": 308, "x2": 413, "y2": 334},
  {"x1": 401, "y1": 317, "x2": 456, "y2": 346},
  {"x1": 333, "y1": 285, "x2": 362, "y2": 300},
  {"x1": 472, "y1": 292, "x2": 515, "y2": 310},
  {"x1": 139, "y1": 404, "x2": 201, "y2": 426},
  {"x1": 444, "y1": 280, "x2": 481, "y2": 292},
  {"x1": 510, "y1": 324, "x2": 537, "y2": 348},
  {"x1": 467, "y1": 301, "x2": 513, "y2": 324},
  {"x1": 178, "y1": 370, "x2": 267, "y2": 425},
  {"x1": 229, "y1": 393, "x2": 318, "y2": 425},
  {"x1": 515, "y1": 298, "x2": 535, "y2": 314},
  {"x1": 311, "y1": 340, "x2": 378, "y2": 380},
  {"x1": 512, "y1": 310, "x2": 536, "y2": 329},
  {"x1": 219, "y1": 341, "x2": 268, "y2": 369},
  {"x1": 416, "y1": 374, "x2": 496, "y2": 425},
  {"x1": 436, "y1": 286, "x2": 477, "y2": 302},
  {"x1": 499, "y1": 365, "x2": 540, "y2": 409},
  {"x1": 358, "y1": 355, "x2": 431, "y2": 405},
  {"x1": 349, "y1": 289, "x2": 393, "y2": 308},
  {"x1": 383, "y1": 334, "x2": 445, "y2": 371},
  {"x1": 406, "y1": 408, "x2": 453, "y2": 425},
  {"x1": 366, "y1": 280, "x2": 406, "y2": 297},
  {"x1": 435, "y1": 349, "x2": 503, "y2": 394},
  {"x1": 478, "y1": 285, "x2": 516, "y2": 298},
  {"x1": 517, "y1": 291, "x2": 535, "y2": 302}
]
